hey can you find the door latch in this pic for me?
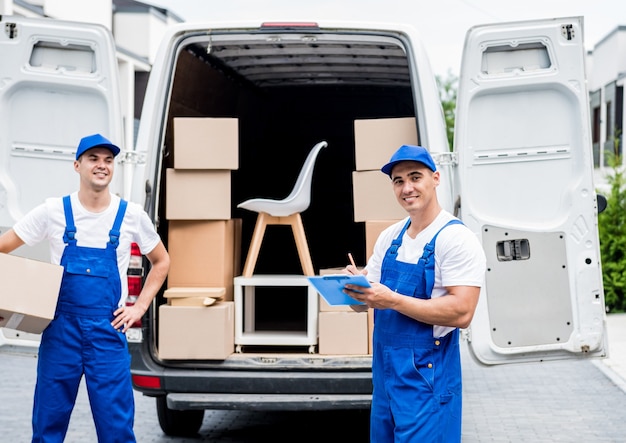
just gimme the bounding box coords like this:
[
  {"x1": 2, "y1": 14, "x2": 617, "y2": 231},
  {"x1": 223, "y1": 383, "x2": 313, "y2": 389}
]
[
  {"x1": 496, "y1": 239, "x2": 530, "y2": 261},
  {"x1": 561, "y1": 24, "x2": 575, "y2": 41},
  {"x1": 5, "y1": 22, "x2": 17, "y2": 39}
]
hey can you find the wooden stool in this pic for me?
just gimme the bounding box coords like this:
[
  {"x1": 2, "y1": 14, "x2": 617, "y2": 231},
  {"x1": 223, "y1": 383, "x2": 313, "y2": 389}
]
[{"x1": 242, "y1": 212, "x2": 314, "y2": 277}]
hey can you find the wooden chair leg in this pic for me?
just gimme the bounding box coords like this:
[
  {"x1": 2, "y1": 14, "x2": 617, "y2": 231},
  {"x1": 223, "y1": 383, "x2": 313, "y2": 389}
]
[
  {"x1": 287, "y1": 213, "x2": 315, "y2": 276},
  {"x1": 242, "y1": 212, "x2": 270, "y2": 277},
  {"x1": 242, "y1": 212, "x2": 314, "y2": 277}
]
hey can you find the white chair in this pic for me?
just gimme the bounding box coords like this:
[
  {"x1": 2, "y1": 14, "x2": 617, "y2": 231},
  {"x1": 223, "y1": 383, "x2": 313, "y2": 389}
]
[{"x1": 237, "y1": 141, "x2": 328, "y2": 277}]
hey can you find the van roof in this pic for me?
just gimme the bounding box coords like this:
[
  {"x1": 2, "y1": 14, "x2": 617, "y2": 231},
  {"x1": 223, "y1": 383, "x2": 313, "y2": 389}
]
[{"x1": 167, "y1": 22, "x2": 418, "y2": 88}]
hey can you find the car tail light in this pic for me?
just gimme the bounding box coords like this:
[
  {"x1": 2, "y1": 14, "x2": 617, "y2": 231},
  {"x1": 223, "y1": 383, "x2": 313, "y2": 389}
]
[
  {"x1": 132, "y1": 374, "x2": 162, "y2": 390},
  {"x1": 126, "y1": 242, "x2": 144, "y2": 329}
]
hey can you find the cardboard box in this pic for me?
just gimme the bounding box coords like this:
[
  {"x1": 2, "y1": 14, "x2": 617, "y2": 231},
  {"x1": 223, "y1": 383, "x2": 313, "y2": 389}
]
[
  {"x1": 318, "y1": 311, "x2": 368, "y2": 355},
  {"x1": 164, "y1": 287, "x2": 226, "y2": 307},
  {"x1": 164, "y1": 287, "x2": 226, "y2": 299},
  {"x1": 352, "y1": 171, "x2": 407, "y2": 221},
  {"x1": 354, "y1": 117, "x2": 418, "y2": 171},
  {"x1": 158, "y1": 302, "x2": 234, "y2": 360},
  {"x1": 365, "y1": 220, "x2": 401, "y2": 260},
  {"x1": 173, "y1": 117, "x2": 239, "y2": 170},
  {"x1": 166, "y1": 169, "x2": 231, "y2": 220},
  {"x1": 168, "y1": 297, "x2": 219, "y2": 307},
  {"x1": 167, "y1": 219, "x2": 242, "y2": 300},
  {"x1": 0, "y1": 253, "x2": 63, "y2": 334}
]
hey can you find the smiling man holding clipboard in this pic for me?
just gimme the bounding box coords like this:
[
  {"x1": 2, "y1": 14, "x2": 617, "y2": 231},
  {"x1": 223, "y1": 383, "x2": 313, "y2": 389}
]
[{"x1": 341, "y1": 145, "x2": 486, "y2": 443}]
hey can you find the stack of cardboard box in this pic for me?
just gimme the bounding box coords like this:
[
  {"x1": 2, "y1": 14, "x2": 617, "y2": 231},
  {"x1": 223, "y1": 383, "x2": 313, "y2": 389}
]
[
  {"x1": 316, "y1": 117, "x2": 418, "y2": 355},
  {"x1": 159, "y1": 117, "x2": 241, "y2": 360},
  {"x1": 352, "y1": 117, "x2": 418, "y2": 222}
]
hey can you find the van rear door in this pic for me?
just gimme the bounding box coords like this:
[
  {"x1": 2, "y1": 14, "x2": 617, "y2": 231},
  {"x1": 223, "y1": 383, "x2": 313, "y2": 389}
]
[
  {"x1": 0, "y1": 16, "x2": 123, "y2": 261},
  {"x1": 455, "y1": 16, "x2": 607, "y2": 365}
]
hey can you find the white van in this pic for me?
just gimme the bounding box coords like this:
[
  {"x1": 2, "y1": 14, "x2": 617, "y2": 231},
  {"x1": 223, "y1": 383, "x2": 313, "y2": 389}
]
[{"x1": 0, "y1": 14, "x2": 606, "y2": 436}]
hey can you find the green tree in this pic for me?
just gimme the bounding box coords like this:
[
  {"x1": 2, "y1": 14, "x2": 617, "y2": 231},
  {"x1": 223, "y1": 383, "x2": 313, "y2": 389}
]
[
  {"x1": 436, "y1": 70, "x2": 458, "y2": 150},
  {"x1": 598, "y1": 131, "x2": 626, "y2": 312}
]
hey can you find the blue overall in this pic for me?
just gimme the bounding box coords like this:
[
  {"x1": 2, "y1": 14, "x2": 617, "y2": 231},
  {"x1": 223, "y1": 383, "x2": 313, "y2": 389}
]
[
  {"x1": 32, "y1": 196, "x2": 135, "y2": 443},
  {"x1": 371, "y1": 218, "x2": 463, "y2": 443}
]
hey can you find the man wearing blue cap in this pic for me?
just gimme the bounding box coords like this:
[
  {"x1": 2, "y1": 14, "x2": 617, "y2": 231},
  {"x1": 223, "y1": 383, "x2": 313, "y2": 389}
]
[
  {"x1": 0, "y1": 134, "x2": 170, "y2": 442},
  {"x1": 345, "y1": 145, "x2": 486, "y2": 442}
]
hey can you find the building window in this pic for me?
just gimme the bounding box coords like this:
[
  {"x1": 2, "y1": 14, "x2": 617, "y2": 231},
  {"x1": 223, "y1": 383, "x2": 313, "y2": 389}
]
[
  {"x1": 606, "y1": 101, "x2": 613, "y2": 140},
  {"x1": 592, "y1": 106, "x2": 601, "y2": 167},
  {"x1": 615, "y1": 85, "x2": 623, "y2": 164},
  {"x1": 603, "y1": 81, "x2": 623, "y2": 167},
  {"x1": 590, "y1": 89, "x2": 601, "y2": 168}
]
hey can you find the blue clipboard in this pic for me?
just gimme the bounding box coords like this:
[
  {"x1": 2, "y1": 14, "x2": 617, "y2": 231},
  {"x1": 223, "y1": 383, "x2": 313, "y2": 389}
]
[{"x1": 307, "y1": 274, "x2": 370, "y2": 306}]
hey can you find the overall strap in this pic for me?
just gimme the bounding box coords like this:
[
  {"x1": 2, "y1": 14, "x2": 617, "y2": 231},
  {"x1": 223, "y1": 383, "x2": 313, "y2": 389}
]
[
  {"x1": 421, "y1": 219, "x2": 464, "y2": 263},
  {"x1": 108, "y1": 199, "x2": 128, "y2": 248},
  {"x1": 388, "y1": 218, "x2": 411, "y2": 257},
  {"x1": 421, "y1": 218, "x2": 464, "y2": 295},
  {"x1": 62, "y1": 195, "x2": 77, "y2": 245}
]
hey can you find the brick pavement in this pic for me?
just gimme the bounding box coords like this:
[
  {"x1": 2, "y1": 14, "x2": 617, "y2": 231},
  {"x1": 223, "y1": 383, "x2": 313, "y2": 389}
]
[{"x1": 1, "y1": 314, "x2": 626, "y2": 442}]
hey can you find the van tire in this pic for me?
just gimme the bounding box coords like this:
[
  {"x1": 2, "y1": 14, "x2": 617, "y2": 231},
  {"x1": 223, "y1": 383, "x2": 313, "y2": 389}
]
[{"x1": 156, "y1": 395, "x2": 204, "y2": 436}]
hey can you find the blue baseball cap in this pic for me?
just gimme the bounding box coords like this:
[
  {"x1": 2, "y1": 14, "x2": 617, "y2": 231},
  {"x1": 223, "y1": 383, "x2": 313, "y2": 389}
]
[
  {"x1": 381, "y1": 145, "x2": 437, "y2": 177},
  {"x1": 75, "y1": 133, "x2": 120, "y2": 160}
]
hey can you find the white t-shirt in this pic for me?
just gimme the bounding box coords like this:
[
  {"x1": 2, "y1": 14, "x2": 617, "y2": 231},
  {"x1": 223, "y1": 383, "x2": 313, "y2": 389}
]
[
  {"x1": 13, "y1": 192, "x2": 161, "y2": 307},
  {"x1": 365, "y1": 210, "x2": 487, "y2": 337}
]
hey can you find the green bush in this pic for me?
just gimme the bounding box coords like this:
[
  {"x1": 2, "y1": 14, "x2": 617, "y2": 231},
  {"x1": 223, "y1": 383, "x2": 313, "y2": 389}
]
[{"x1": 598, "y1": 136, "x2": 626, "y2": 312}]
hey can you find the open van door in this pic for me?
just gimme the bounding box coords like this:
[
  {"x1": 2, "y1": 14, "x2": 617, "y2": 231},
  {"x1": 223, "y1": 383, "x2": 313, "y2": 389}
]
[
  {"x1": 455, "y1": 17, "x2": 607, "y2": 365},
  {"x1": 0, "y1": 16, "x2": 123, "y2": 344},
  {"x1": 0, "y1": 15, "x2": 124, "y2": 261}
]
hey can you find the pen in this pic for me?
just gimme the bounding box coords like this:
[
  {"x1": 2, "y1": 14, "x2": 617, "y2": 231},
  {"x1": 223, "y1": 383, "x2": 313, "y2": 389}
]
[{"x1": 348, "y1": 252, "x2": 356, "y2": 268}]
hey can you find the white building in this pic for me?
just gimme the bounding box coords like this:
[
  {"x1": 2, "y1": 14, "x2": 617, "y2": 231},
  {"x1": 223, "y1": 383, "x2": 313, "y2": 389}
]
[{"x1": 588, "y1": 25, "x2": 626, "y2": 189}]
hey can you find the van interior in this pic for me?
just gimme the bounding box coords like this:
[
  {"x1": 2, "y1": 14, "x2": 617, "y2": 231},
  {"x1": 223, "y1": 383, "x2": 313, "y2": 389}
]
[{"x1": 157, "y1": 28, "x2": 418, "y2": 339}]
